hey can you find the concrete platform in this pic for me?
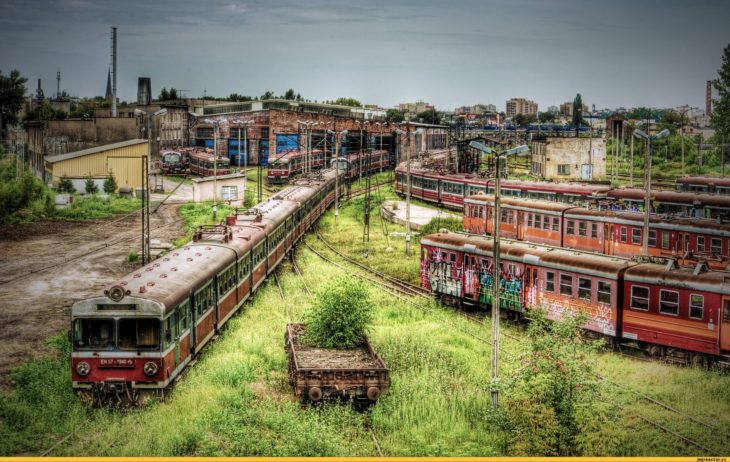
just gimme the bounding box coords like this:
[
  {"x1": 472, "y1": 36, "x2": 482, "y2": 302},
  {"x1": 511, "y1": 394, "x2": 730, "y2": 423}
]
[{"x1": 380, "y1": 201, "x2": 459, "y2": 231}]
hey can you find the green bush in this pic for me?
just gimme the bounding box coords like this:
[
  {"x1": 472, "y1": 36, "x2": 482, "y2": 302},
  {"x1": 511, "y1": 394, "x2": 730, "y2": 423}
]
[
  {"x1": 303, "y1": 274, "x2": 374, "y2": 349},
  {"x1": 84, "y1": 177, "x2": 98, "y2": 194},
  {"x1": 419, "y1": 216, "x2": 463, "y2": 236},
  {"x1": 128, "y1": 251, "x2": 139, "y2": 262},
  {"x1": 103, "y1": 174, "x2": 118, "y2": 194},
  {"x1": 0, "y1": 156, "x2": 55, "y2": 225},
  {"x1": 57, "y1": 175, "x2": 75, "y2": 193}
]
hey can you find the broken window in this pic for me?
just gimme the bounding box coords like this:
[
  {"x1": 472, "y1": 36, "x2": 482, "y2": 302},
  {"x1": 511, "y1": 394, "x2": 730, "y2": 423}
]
[
  {"x1": 119, "y1": 318, "x2": 160, "y2": 350},
  {"x1": 73, "y1": 319, "x2": 115, "y2": 350}
]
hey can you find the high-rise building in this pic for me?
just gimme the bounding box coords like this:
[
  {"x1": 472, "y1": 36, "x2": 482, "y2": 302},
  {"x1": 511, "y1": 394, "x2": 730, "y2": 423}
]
[
  {"x1": 505, "y1": 98, "x2": 538, "y2": 117},
  {"x1": 560, "y1": 102, "x2": 588, "y2": 117}
]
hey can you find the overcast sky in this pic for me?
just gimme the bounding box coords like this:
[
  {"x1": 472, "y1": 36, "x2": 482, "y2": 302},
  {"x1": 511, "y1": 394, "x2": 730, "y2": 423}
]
[{"x1": 1, "y1": 0, "x2": 728, "y2": 111}]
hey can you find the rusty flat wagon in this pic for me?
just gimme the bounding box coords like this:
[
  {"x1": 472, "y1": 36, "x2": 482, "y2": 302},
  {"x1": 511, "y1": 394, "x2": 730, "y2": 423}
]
[{"x1": 285, "y1": 323, "x2": 390, "y2": 404}]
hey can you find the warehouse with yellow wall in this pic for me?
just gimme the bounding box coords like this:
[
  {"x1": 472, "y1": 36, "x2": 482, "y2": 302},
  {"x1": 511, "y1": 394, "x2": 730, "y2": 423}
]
[{"x1": 44, "y1": 139, "x2": 149, "y2": 192}]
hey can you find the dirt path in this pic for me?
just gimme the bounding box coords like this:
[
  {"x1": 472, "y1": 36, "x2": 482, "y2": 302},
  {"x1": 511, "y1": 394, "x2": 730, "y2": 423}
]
[{"x1": 0, "y1": 203, "x2": 185, "y2": 386}]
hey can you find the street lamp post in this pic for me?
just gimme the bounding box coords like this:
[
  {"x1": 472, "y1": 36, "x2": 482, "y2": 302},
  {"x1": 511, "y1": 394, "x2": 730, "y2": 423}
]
[
  {"x1": 633, "y1": 128, "x2": 670, "y2": 256},
  {"x1": 204, "y1": 118, "x2": 225, "y2": 203},
  {"x1": 469, "y1": 141, "x2": 529, "y2": 410},
  {"x1": 327, "y1": 129, "x2": 348, "y2": 224}
]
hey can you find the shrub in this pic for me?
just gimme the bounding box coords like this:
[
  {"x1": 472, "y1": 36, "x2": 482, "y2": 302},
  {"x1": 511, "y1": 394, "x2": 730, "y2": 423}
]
[
  {"x1": 103, "y1": 173, "x2": 118, "y2": 194},
  {"x1": 128, "y1": 251, "x2": 139, "y2": 262},
  {"x1": 84, "y1": 177, "x2": 99, "y2": 194},
  {"x1": 57, "y1": 175, "x2": 75, "y2": 193},
  {"x1": 303, "y1": 274, "x2": 374, "y2": 349}
]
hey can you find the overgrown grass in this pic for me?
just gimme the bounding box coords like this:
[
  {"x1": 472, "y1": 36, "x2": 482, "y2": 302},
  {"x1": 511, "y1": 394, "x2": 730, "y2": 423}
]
[{"x1": 55, "y1": 195, "x2": 142, "y2": 221}]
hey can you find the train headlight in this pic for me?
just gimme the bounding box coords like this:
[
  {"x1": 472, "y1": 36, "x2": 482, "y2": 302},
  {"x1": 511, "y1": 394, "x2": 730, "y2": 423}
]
[
  {"x1": 76, "y1": 361, "x2": 91, "y2": 376},
  {"x1": 143, "y1": 361, "x2": 158, "y2": 376}
]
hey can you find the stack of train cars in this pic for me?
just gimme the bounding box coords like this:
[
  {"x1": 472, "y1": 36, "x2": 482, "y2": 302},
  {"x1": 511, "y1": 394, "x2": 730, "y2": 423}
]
[
  {"x1": 420, "y1": 230, "x2": 730, "y2": 365},
  {"x1": 71, "y1": 168, "x2": 343, "y2": 404},
  {"x1": 395, "y1": 163, "x2": 730, "y2": 219}
]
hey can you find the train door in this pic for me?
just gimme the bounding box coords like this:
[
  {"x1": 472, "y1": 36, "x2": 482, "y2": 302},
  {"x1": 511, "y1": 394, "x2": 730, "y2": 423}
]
[
  {"x1": 721, "y1": 298, "x2": 730, "y2": 351},
  {"x1": 678, "y1": 232, "x2": 690, "y2": 255},
  {"x1": 516, "y1": 211, "x2": 525, "y2": 241},
  {"x1": 603, "y1": 224, "x2": 613, "y2": 255},
  {"x1": 524, "y1": 265, "x2": 539, "y2": 307}
]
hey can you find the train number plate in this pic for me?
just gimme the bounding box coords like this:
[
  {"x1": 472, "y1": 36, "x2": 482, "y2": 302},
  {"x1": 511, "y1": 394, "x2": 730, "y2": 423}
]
[{"x1": 98, "y1": 358, "x2": 135, "y2": 368}]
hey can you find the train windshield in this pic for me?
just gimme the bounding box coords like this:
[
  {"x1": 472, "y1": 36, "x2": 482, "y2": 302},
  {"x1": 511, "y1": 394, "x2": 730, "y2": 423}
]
[
  {"x1": 269, "y1": 159, "x2": 287, "y2": 170},
  {"x1": 330, "y1": 159, "x2": 349, "y2": 171},
  {"x1": 72, "y1": 318, "x2": 160, "y2": 351},
  {"x1": 163, "y1": 153, "x2": 181, "y2": 164}
]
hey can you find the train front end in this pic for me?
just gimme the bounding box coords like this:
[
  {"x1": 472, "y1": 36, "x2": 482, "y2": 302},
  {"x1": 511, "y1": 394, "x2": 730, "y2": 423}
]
[{"x1": 71, "y1": 287, "x2": 166, "y2": 405}]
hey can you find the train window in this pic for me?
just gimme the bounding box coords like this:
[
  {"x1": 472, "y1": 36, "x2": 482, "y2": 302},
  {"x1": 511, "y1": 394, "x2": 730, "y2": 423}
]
[
  {"x1": 552, "y1": 218, "x2": 559, "y2": 232},
  {"x1": 698, "y1": 236, "x2": 706, "y2": 253},
  {"x1": 620, "y1": 227, "x2": 627, "y2": 242},
  {"x1": 560, "y1": 275, "x2": 573, "y2": 296},
  {"x1": 73, "y1": 319, "x2": 115, "y2": 350},
  {"x1": 631, "y1": 286, "x2": 649, "y2": 311},
  {"x1": 543, "y1": 216, "x2": 550, "y2": 230},
  {"x1": 597, "y1": 281, "x2": 611, "y2": 304},
  {"x1": 591, "y1": 223, "x2": 598, "y2": 238},
  {"x1": 119, "y1": 318, "x2": 160, "y2": 350},
  {"x1": 546, "y1": 272, "x2": 555, "y2": 292},
  {"x1": 689, "y1": 294, "x2": 704, "y2": 320},
  {"x1": 578, "y1": 222, "x2": 587, "y2": 237},
  {"x1": 527, "y1": 214, "x2": 533, "y2": 227},
  {"x1": 567, "y1": 221, "x2": 575, "y2": 235},
  {"x1": 662, "y1": 232, "x2": 670, "y2": 250},
  {"x1": 711, "y1": 238, "x2": 722, "y2": 255},
  {"x1": 649, "y1": 230, "x2": 657, "y2": 247},
  {"x1": 632, "y1": 228, "x2": 641, "y2": 245},
  {"x1": 534, "y1": 214, "x2": 541, "y2": 229},
  {"x1": 179, "y1": 300, "x2": 190, "y2": 333},
  {"x1": 501, "y1": 209, "x2": 509, "y2": 223},
  {"x1": 578, "y1": 278, "x2": 591, "y2": 300},
  {"x1": 450, "y1": 253, "x2": 456, "y2": 263},
  {"x1": 659, "y1": 290, "x2": 679, "y2": 316}
]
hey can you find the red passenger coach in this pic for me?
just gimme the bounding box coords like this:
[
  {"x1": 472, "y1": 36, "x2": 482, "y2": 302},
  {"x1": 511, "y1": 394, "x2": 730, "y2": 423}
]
[
  {"x1": 622, "y1": 263, "x2": 730, "y2": 359},
  {"x1": 267, "y1": 149, "x2": 325, "y2": 183},
  {"x1": 189, "y1": 150, "x2": 231, "y2": 176}
]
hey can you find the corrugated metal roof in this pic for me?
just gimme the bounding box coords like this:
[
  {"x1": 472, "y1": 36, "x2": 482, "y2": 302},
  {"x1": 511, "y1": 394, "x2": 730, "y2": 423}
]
[{"x1": 45, "y1": 139, "x2": 148, "y2": 164}]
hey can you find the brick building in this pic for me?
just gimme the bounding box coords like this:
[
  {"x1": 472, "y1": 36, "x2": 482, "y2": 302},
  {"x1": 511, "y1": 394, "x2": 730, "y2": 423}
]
[
  {"x1": 560, "y1": 101, "x2": 589, "y2": 117},
  {"x1": 189, "y1": 99, "x2": 446, "y2": 167}
]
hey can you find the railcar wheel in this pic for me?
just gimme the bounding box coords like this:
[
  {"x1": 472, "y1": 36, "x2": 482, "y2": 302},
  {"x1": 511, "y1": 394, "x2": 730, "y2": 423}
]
[
  {"x1": 308, "y1": 387, "x2": 322, "y2": 402},
  {"x1": 367, "y1": 386, "x2": 381, "y2": 401}
]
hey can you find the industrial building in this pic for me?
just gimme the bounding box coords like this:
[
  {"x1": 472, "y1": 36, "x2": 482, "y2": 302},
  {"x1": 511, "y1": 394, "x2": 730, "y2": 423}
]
[
  {"x1": 44, "y1": 139, "x2": 149, "y2": 192},
  {"x1": 189, "y1": 99, "x2": 448, "y2": 167}
]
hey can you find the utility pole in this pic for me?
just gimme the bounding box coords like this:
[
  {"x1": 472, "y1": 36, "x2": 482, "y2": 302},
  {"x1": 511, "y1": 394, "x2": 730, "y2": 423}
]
[
  {"x1": 492, "y1": 153, "x2": 502, "y2": 410},
  {"x1": 405, "y1": 124, "x2": 412, "y2": 256},
  {"x1": 630, "y1": 131, "x2": 634, "y2": 187},
  {"x1": 634, "y1": 128, "x2": 670, "y2": 256}
]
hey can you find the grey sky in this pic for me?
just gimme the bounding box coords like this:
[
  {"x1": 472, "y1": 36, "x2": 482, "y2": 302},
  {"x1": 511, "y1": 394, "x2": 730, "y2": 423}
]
[{"x1": 1, "y1": 0, "x2": 728, "y2": 111}]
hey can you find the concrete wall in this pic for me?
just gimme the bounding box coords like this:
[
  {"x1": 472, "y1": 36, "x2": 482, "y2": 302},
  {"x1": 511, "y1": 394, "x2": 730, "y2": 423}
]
[
  {"x1": 192, "y1": 175, "x2": 246, "y2": 206},
  {"x1": 533, "y1": 137, "x2": 606, "y2": 181}
]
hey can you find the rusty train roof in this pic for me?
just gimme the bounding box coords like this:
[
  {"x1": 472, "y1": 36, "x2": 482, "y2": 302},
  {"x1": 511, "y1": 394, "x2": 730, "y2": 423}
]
[
  {"x1": 676, "y1": 176, "x2": 730, "y2": 187},
  {"x1": 624, "y1": 263, "x2": 730, "y2": 294},
  {"x1": 269, "y1": 149, "x2": 324, "y2": 162},
  {"x1": 336, "y1": 150, "x2": 389, "y2": 162},
  {"x1": 76, "y1": 168, "x2": 340, "y2": 316},
  {"x1": 607, "y1": 188, "x2": 730, "y2": 207},
  {"x1": 421, "y1": 231, "x2": 634, "y2": 279},
  {"x1": 464, "y1": 193, "x2": 573, "y2": 213}
]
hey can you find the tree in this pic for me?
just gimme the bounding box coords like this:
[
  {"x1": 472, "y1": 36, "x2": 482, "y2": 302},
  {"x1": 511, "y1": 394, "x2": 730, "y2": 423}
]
[
  {"x1": 159, "y1": 87, "x2": 169, "y2": 101},
  {"x1": 0, "y1": 69, "x2": 28, "y2": 133},
  {"x1": 572, "y1": 93, "x2": 584, "y2": 135},
  {"x1": 333, "y1": 97, "x2": 362, "y2": 107},
  {"x1": 502, "y1": 308, "x2": 623, "y2": 456},
  {"x1": 284, "y1": 88, "x2": 296, "y2": 100},
  {"x1": 261, "y1": 90, "x2": 275, "y2": 100},
  {"x1": 513, "y1": 113, "x2": 536, "y2": 127},
  {"x1": 168, "y1": 88, "x2": 178, "y2": 100},
  {"x1": 538, "y1": 111, "x2": 556, "y2": 123},
  {"x1": 58, "y1": 175, "x2": 75, "y2": 193},
  {"x1": 711, "y1": 43, "x2": 730, "y2": 142},
  {"x1": 84, "y1": 178, "x2": 99, "y2": 194},
  {"x1": 386, "y1": 108, "x2": 405, "y2": 123},
  {"x1": 417, "y1": 108, "x2": 441, "y2": 124},
  {"x1": 103, "y1": 173, "x2": 118, "y2": 194}
]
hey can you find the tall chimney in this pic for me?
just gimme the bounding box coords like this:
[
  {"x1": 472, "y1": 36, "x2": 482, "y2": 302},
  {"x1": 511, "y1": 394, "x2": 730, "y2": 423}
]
[
  {"x1": 706, "y1": 80, "x2": 712, "y2": 115},
  {"x1": 56, "y1": 70, "x2": 61, "y2": 99},
  {"x1": 111, "y1": 26, "x2": 117, "y2": 117}
]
